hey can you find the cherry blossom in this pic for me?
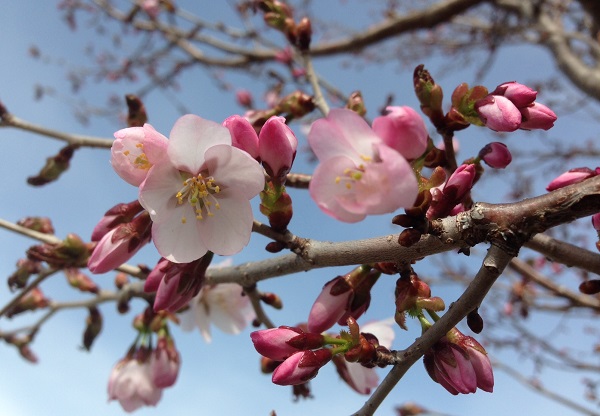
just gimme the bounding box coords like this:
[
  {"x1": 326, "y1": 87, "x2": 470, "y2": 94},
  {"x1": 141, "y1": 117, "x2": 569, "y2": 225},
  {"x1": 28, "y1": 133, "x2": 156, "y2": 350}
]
[
  {"x1": 180, "y1": 282, "x2": 255, "y2": 342},
  {"x1": 108, "y1": 358, "x2": 162, "y2": 412},
  {"x1": 308, "y1": 109, "x2": 418, "y2": 223},
  {"x1": 133, "y1": 114, "x2": 265, "y2": 263}
]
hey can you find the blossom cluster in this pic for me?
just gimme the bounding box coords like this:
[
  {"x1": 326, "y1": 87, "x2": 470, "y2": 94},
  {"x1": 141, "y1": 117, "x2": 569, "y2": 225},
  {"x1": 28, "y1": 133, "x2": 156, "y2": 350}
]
[{"x1": 475, "y1": 81, "x2": 557, "y2": 132}]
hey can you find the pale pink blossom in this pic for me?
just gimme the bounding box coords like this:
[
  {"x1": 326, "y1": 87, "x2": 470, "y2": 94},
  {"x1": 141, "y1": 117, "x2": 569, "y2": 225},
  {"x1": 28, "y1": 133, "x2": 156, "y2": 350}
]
[
  {"x1": 108, "y1": 359, "x2": 162, "y2": 412},
  {"x1": 180, "y1": 282, "x2": 255, "y2": 342},
  {"x1": 372, "y1": 106, "x2": 428, "y2": 159},
  {"x1": 308, "y1": 109, "x2": 418, "y2": 223},
  {"x1": 111, "y1": 124, "x2": 168, "y2": 186},
  {"x1": 136, "y1": 114, "x2": 264, "y2": 263}
]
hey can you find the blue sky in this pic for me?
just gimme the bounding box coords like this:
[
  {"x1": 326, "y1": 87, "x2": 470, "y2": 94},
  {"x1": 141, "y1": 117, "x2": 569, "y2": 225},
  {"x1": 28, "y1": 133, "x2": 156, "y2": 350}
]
[{"x1": 1, "y1": 2, "x2": 599, "y2": 416}]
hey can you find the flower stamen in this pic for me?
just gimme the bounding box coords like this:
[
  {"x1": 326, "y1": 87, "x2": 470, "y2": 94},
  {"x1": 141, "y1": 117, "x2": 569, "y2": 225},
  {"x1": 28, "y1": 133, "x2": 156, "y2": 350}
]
[{"x1": 175, "y1": 173, "x2": 222, "y2": 222}]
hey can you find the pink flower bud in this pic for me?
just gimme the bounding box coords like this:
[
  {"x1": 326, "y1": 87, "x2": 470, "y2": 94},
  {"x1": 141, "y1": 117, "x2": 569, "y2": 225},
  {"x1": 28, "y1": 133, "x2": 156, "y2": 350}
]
[
  {"x1": 145, "y1": 253, "x2": 213, "y2": 313},
  {"x1": 111, "y1": 123, "x2": 168, "y2": 186},
  {"x1": 519, "y1": 102, "x2": 557, "y2": 130},
  {"x1": 308, "y1": 277, "x2": 353, "y2": 333},
  {"x1": 151, "y1": 335, "x2": 180, "y2": 388},
  {"x1": 372, "y1": 106, "x2": 429, "y2": 160},
  {"x1": 491, "y1": 81, "x2": 537, "y2": 108},
  {"x1": 478, "y1": 142, "x2": 512, "y2": 169},
  {"x1": 272, "y1": 349, "x2": 332, "y2": 385},
  {"x1": 592, "y1": 213, "x2": 600, "y2": 232},
  {"x1": 108, "y1": 358, "x2": 162, "y2": 412},
  {"x1": 251, "y1": 326, "x2": 325, "y2": 361},
  {"x1": 259, "y1": 116, "x2": 298, "y2": 183},
  {"x1": 423, "y1": 328, "x2": 493, "y2": 395},
  {"x1": 87, "y1": 212, "x2": 152, "y2": 274},
  {"x1": 445, "y1": 164, "x2": 476, "y2": 202},
  {"x1": 546, "y1": 167, "x2": 597, "y2": 191},
  {"x1": 91, "y1": 200, "x2": 144, "y2": 242},
  {"x1": 235, "y1": 89, "x2": 253, "y2": 108},
  {"x1": 475, "y1": 95, "x2": 521, "y2": 132},
  {"x1": 222, "y1": 115, "x2": 260, "y2": 159},
  {"x1": 141, "y1": 0, "x2": 160, "y2": 19}
]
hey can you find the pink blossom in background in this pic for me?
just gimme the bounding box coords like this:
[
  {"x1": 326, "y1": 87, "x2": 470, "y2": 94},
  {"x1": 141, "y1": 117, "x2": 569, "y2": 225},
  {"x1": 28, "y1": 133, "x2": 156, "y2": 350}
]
[
  {"x1": 150, "y1": 335, "x2": 180, "y2": 388},
  {"x1": 372, "y1": 106, "x2": 429, "y2": 159},
  {"x1": 108, "y1": 359, "x2": 162, "y2": 412},
  {"x1": 180, "y1": 282, "x2": 255, "y2": 342},
  {"x1": 308, "y1": 109, "x2": 418, "y2": 222},
  {"x1": 111, "y1": 123, "x2": 168, "y2": 186},
  {"x1": 133, "y1": 114, "x2": 264, "y2": 263}
]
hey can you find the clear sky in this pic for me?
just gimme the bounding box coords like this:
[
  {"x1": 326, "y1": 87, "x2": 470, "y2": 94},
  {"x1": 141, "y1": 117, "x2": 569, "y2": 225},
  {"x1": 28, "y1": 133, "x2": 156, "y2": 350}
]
[{"x1": 1, "y1": 2, "x2": 599, "y2": 416}]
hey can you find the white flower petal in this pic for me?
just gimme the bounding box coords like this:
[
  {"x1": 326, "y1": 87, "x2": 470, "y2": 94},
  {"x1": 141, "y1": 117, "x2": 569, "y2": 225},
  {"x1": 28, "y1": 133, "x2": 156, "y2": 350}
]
[
  {"x1": 204, "y1": 145, "x2": 264, "y2": 199},
  {"x1": 168, "y1": 114, "x2": 231, "y2": 173}
]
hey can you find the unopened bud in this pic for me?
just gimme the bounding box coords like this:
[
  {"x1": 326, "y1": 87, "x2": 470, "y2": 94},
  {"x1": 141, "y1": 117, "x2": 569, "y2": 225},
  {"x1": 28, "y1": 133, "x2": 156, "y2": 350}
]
[
  {"x1": 82, "y1": 306, "x2": 103, "y2": 351},
  {"x1": 296, "y1": 17, "x2": 312, "y2": 51},
  {"x1": 27, "y1": 145, "x2": 77, "y2": 186},
  {"x1": 261, "y1": 292, "x2": 283, "y2": 309},
  {"x1": 17, "y1": 217, "x2": 55, "y2": 234},
  {"x1": 467, "y1": 308, "x2": 484, "y2": 334},
  {"x1": 345, "y1": 91, "x2": 366, "y2": 116},
  {"x1": 579, "y1": 279, "x2": 600, "y2": 295},
  {"x1": 125, "y1": 94, "x2": 148, "y2": 127}
]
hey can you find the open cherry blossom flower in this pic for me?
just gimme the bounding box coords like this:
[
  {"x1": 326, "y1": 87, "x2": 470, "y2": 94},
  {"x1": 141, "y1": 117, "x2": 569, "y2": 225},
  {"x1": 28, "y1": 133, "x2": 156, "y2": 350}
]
[
  {"x1": 180, "y1": 282, "x2": 255, "y2": 343},
  {"x1": 134, "y1": 115, "x2": 265, "y2": 263},
  {"x1": 108, "y1": 358, "x2": 162, "y2": 412},
  {"x1": 308, "y1": 109, "x2": 418, "y2": 223}
]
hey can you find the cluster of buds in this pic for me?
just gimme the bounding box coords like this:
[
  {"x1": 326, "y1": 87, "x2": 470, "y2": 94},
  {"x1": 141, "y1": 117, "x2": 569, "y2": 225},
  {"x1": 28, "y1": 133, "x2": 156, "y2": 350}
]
[
  {"x1": 307, "y1": 265, "x2": 380, "y2": 333},
  {"x1": 109, "y1": 309, "x2": 180, "y2": 412},
  {"x1": 5, "y1": 287, "x2": 50, "y2": 318},
  {"x1": 423, "y1": 327, "x2": 494, "y2": 395},
  {"x1": 251, "y1": 318, "x2": 392, "y2": 390},
  {"x1": 87, "y1": 200, "x2": 151, "y2": 274},
  {"x1": 394, "y1": 270, "x2": 445, "y2": 330},
  {"x1": 144, "y1": 252, "x2": 214, "y2": 313},
  {"x1": 258, "y1": 1, "x2": 312, "y2": 51},
  {"x1": 245, "y1": 90, "x2": 315, "y2": 127},
  {"x1": 475, "y1": 81, "x2": 557, "y2": 132},
  {"x1": 426, "y1": 163, "x2": 477, "y2": 220},
  {"x1": 28, "y1": 233, "x2": 93, "y2": 269}
]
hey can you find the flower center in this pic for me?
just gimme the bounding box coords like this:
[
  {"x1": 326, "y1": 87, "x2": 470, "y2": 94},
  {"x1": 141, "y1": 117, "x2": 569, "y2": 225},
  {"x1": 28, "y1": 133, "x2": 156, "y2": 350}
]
[
  {"x1": 335, "y1": 156, "x2": 371, "y2": 190},
  {"x1": 175, "y1": 173, "x2": 221, "y2": 223},
  {"x1": 122, "y1": 143, "x2": 151, "y2": 171}
]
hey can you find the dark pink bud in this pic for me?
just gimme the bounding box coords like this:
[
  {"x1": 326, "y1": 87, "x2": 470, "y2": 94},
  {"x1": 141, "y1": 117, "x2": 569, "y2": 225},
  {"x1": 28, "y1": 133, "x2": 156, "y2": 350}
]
[
  {"x1": 592, "y1": 213, "x2": 600, "y2": 232},
  {"x1": 372, "y1": 106, "x2": 428, "y2": 160},
  {"x1": 151, "y1": 335, "x2": 180, "y2": 388},
  {"x1": 546, "y1": 167, "x2": 597, "y2": 191},
  {"x1": 272, "y1": 349, "x2": 332, "y2": 385},
  {"x1": 259, "y1": 116, "x2": 298, "y2": 183},
  {"x1": 251, "y1": 326, "x2": 325, "y2": 361},
  {"x1": 91, "y1": 200, "x2": 144, "y2": 242},
  {"x1": 475, "y1": 95, "x2": 521, "y2": 132},
  {"x1": 445, "y1": 164, "x2": 476, "y2": 202},
  {"x1": 519, "y1": 102, "x2": 557, "y2": 130},
  {"x1": 222, "y1": 115, "x2": 260, "y2": 160},
  {"x1": 87, "y1": 212, "x2": 152, "y2": 274},
  {"x1": 492, "y1": 81, "x2": 537, "y2": 107},
  {"x1": 478, "y1": 142, "x2": 512, "y2": 169},
  {"x1": 235, "y1": 89, "x2": 253, "y2": 108}
]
